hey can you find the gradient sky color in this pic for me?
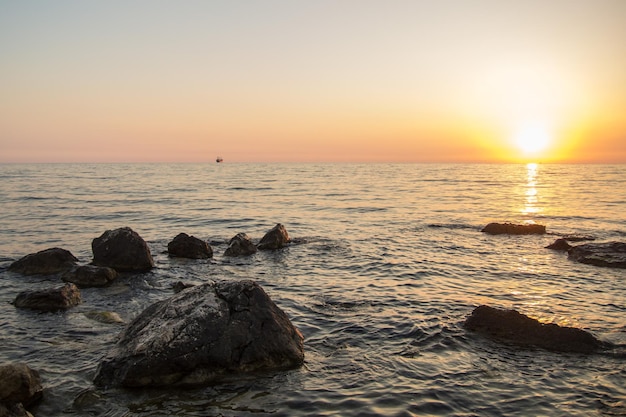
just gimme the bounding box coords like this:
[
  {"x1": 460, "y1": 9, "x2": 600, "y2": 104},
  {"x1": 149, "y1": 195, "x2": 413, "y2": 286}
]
[{"x1": 1, "y1": 0, "x2": 625, "y2": 163}]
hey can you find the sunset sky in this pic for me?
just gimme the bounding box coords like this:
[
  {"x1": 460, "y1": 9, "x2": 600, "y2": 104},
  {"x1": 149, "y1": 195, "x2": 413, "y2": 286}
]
[{"x1": 1, "y1": 1, "x2": 625, "y2": 163}]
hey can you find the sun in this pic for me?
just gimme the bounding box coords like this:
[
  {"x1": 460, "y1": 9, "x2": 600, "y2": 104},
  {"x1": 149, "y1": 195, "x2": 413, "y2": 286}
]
[{"x1": 513, "y1": 122, "x2": 551, "y2": 155}]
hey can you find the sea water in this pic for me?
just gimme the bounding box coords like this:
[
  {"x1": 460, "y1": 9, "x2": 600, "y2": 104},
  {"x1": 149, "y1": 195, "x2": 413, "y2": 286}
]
[{"x1": 0, "y1": 163, "x2": 624, "y2": 416}]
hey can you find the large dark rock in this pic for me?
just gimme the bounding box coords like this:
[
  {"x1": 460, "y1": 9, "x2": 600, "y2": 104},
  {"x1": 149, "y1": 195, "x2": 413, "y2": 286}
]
[
  {"x1": 12, "y1": 283, "x2": 81, "y2": 312},
  {"x1": 224, "y1": 233, "x2": 257, "y2": 257},
  {"x1": 92, "y1": 227, "x2": 154, "y2": 272},
  {"x1": 8, "y1": 247, "x2": 78, "y2": 276},
  {"x1": 257, "y1": 224, "x2": 290, "y2": 250},
  {"x1": 0, "y1": 363, "x2": 43, "y2": 408},
  {"x1": 94, "y1": 280, "x2": 304, "y2": 388},
  {"x1": 61, "y1": 265, "x2": 118, "y2": 288},
  {"x1": 481, "y1": 222, "x2": 546, "y2": 235},
  {"x1": 568, "y1": 241, "x2": 626, "y2": 269},
  {"x1": 464, "y1": 305, "x2": 606, "y2": 353},
  {"x1": 167, "y1": 233, "x2": 213, "y2": 259}
]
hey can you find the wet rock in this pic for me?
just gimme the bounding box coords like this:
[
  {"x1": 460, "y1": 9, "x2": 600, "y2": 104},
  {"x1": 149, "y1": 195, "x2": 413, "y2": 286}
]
[
  {"x1": 84, "y1": 311, "x2": 125, "y2": 324},
  {"x1": 0, "y1": 402, "x2": 33, "y2": 417},
  {"x1": 61, "y1": 265, "x2": 118, "y2": 287},
  {"x1": 12, "y1": 283, "x2": 81, "y2": 312},
  {"x1": 8, "y1": 247, "x2": 78, "y2": 276},
  {"x1": 481, "y1": 222, "x2": 546, "y2": 235},
  {"x1": 568, "y1": 241, "x2": 626, "y2": 269},
  {"x1": 224, "y1": 233, "x2": 257, "y2": 257},
  {"x1": 546, "y1": 238, "x2": 572, "y2": 251},
  {"x1": 167, "y1": 233, "x2": 213, "y2": 259},
  {"x1": 92, "y1": 227, "x2": 154, "y2": 272},
  {"x1": 172, "y1": 281, "x2": 195, "y2": 293},
  {"x1": 560, "y1": 234, "x2": 595, "y2": 242},
  {"x1": 0, "y1": 363, "x2": 43, "y2": 411},
  {"x1": 94, "y1": 280, "x2": 304, "y2": 388},
  {"x1": 258, "y1": 223, "x2": 290, "y2": 250},
  {"x1": 464, "y1": 305, "x2": 606, "y2": 353}
]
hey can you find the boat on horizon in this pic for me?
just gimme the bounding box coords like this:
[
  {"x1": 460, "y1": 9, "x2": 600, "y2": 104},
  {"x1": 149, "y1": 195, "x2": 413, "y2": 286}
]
[{"x1": 216, "y1": 156, "x2": 223, "y2": 163}]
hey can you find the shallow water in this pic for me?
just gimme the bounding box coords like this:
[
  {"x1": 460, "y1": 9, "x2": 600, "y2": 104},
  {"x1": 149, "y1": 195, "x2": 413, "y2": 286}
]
[{"x1": 0, "y1": 163, "x2": 624, "y2": 416}]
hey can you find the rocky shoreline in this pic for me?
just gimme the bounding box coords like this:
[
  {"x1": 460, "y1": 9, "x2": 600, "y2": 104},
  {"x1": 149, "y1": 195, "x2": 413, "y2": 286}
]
[{"x1": 2, "y1": 221, "x2": 623, "y2": 416}]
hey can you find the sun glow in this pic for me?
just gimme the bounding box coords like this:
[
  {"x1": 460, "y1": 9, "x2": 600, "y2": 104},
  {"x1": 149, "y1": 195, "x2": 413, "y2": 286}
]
[{"x1": 513, "y1": 122, "x2": 552, "y2": 156}]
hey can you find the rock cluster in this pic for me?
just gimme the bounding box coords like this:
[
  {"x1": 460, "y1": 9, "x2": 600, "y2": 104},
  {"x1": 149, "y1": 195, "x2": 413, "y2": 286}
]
[{"x1": 224, "y1": 224, "x2": 291, "y2": 256}]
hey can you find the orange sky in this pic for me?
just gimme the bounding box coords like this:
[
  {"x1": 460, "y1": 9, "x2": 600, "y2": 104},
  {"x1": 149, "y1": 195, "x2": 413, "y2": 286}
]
[{"x1": 1, "y1": 1, "x2": 625, "y2": 163}]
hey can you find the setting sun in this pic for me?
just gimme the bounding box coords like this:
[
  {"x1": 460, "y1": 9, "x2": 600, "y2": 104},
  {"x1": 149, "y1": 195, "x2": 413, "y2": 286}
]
[{"x1": 513, "y1": 122, "x2": 552, "y2": 156}]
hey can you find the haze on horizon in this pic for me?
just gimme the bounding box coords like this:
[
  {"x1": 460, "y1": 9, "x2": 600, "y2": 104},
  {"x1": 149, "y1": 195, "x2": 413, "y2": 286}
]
[{"x1": 1, "y1": 0, "x2": 625, "y2": 164}]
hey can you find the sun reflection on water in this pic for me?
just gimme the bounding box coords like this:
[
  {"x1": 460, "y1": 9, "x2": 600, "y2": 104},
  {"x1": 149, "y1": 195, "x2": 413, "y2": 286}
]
[{"x1": 522, "y1": 162, "x2": 541, "y2": 216}]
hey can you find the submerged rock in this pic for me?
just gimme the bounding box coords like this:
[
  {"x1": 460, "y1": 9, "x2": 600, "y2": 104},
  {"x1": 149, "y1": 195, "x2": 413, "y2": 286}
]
[
  {"x1": 546, "y1": 238, "x2": 573, "y2": 251},
  {"x1": 560, "y1": 234, "x2": 595, "y2": 242},
  {"x1": 12, "y1": 283, "x2": 81, "y2": 312},
  {"x1": 92, "y1": 227, "x2": 154, "y2": 272},
  {"x1": 568, "y1": 241, "x2": 626, "y2": 269},
  {"x1": 258, "y1": 223, "x2": 290, "y2": 250},
  {"x1": 172, "y1": 281, "x2": 195, "y2": 293},
  {"x1": 62, "y1": 265, "x2": 118, "y2": 287},
  {"x1": 481, "y1": 222, "x2": 546, "y2": 235},
  {"x1": 464, "y1": 305, "x2": 606, "y2": 353},
  {"x1": 8, "y1": 247, "x2": 78, "y2": 276},
  {"x1": 94, "y1": 280, "x2": 304, "y2": 388},
  {"x1": 84, "y1": 311, "x2": 125, "y2": 324},
  {"x1": 0, "y1": 363, "x2": 43, "y2": 409},
  {"x1": 224, "y1": 233, "x2": 257, "y2": 257},
  {"x1": 167, "y1": 233, "x2": 213, "y2": 259}
]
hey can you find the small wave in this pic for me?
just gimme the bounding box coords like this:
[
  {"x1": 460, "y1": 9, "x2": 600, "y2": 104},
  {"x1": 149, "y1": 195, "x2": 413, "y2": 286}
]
[{"x1": 427, "y1": 223, "x2": 478, "y2": 231}]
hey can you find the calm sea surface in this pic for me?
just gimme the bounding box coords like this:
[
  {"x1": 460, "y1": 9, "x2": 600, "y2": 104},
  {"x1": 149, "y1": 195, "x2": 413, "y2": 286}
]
[{"x1": 0, "y1": 163, "x2": 624, "y2": 417}]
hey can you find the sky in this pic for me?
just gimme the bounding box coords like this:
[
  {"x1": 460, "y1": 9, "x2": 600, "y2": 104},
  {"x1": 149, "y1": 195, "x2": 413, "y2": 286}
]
[{"x1": 1, "y1": 0, "x2": 625, "y2": 163}]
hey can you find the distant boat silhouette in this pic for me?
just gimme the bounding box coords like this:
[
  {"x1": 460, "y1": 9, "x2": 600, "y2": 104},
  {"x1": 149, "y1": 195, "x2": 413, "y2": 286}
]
[{"x1": 216, "y1": 157, "x2": 223, "y2": 163}]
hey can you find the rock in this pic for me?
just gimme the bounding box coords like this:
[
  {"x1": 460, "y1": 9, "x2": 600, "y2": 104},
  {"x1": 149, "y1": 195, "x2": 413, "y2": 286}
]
[
  {"x1": 568, "y1": 241, "x2": 626, "y2": 269},
  {"x1": 0, "y1": 363, "x2": 43, "y2": 408},
  {"x1": 94, "y1": 280, "x2": 304, "y2": 388},
  {"x1": 481, "y1": 222, "x2": 546, "y2": 235},
  {"x1": 224, "y1": 233, "x2": 257, "y2": 257},
  {"x1": 61, "y1": 265, "x2": 118, "y2": 287},
  {"x1": 561, "y1": 234, "x2": 595, "y2": 242},
  {"x1": 8, "y1": 247, "x2": 78, "y2": 276},
  {"x1": 167, "y1": 233, "x2": 213, "y2": 259},
  {"x1": 172, "y1": 281, "x2": 195, "y2": 293},
  {"x1": 464, "y1": 305, "x2": 606, "y2": 353},
  {"x1": 92, "y1": 227, "x2": 154, "y2": 272},
  {"x1": 84, "y1": 311, "x2": 125, "y2": 324},
  {"x1": 0, "y1": 402, "x2": 33, "y2": 417},
  {"x1": 257, "y1": 224, "x2": 290, "y2": 250},
  {"x1": 12, "y1": 283, "x2": 81, "y2": 312},
  {"x1": 546, "y1": 238, "x2": 572, "y2": 251}
]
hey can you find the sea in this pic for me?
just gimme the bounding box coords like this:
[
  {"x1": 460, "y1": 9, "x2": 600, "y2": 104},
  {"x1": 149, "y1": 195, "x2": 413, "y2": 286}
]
[{"x1": 0, "y1": 163, "x2": 624, "y2": 417}]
